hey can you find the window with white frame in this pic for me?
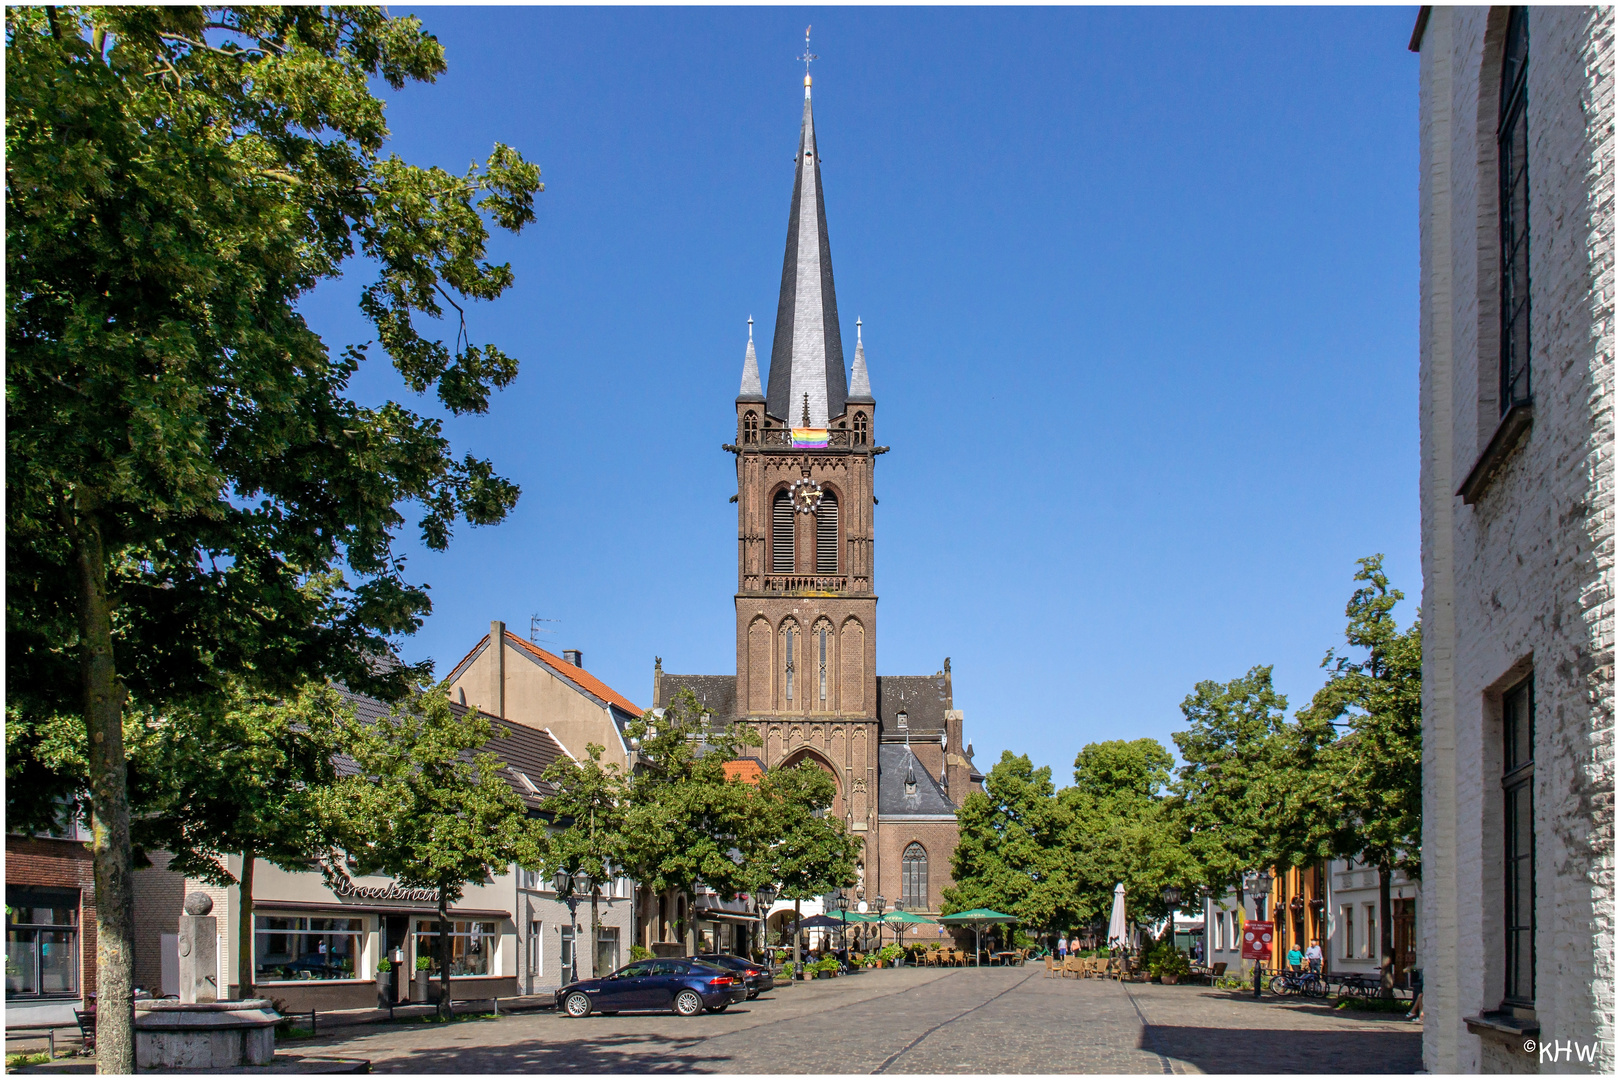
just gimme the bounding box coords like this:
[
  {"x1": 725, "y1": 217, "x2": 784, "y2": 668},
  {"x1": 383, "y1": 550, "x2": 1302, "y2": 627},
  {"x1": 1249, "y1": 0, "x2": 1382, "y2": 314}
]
[
  {"x1": 1342, "y1": 906, "x2": 1355, "y2": 959},
  {"x1": 254, "y1": 915, "x2": 364, "y2": 982},
  {"x1": 414, "y1": 920, "x2": 497, "y2": 978}
]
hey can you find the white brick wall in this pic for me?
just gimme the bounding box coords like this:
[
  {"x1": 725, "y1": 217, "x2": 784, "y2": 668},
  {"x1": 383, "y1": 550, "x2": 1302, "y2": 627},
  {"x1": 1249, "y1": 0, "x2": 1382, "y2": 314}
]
[{"x1": 1418, "y1": 6, "x2": 1614, "y2": 1074}]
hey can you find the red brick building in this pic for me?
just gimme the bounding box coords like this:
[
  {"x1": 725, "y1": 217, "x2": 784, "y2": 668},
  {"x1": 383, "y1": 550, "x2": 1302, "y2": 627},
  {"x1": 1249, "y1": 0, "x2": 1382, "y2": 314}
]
[
  {"x1": 5, "y1": 833, "x2": 97, "y2": 1018},
  {"x1": 654, "y1": 72, "x2": 983, "y2": 926}
]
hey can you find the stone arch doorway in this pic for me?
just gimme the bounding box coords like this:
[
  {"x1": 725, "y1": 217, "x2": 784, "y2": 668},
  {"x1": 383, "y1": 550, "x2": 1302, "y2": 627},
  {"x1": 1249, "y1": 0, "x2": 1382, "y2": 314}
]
[{"x1": 778, "y1": 746, "x2": 844, "y2": 820}]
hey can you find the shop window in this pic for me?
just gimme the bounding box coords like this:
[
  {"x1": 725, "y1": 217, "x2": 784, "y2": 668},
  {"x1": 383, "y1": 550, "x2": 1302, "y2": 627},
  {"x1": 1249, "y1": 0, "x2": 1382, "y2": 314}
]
[
  {"x1": 255, "y1": 915, "x2": 363, "y2": 982},
  {"x1": 5, "y1": 890, "x2": 79, "y2": 998},
  {"x1": 414, "y1": 919, "x2": 498, "y2": 978}
]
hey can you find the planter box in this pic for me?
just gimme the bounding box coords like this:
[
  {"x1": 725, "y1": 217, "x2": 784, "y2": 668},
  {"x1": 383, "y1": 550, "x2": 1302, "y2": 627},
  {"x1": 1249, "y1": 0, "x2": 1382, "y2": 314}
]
[
  {"x1": 412, "y1": 972, "x2": 429, "y2": 1003},
  {"x1": 1160, "y1": 975, "x2": 1180, "y2": 985},
  {"x1": 376, "y1": 972, "x2": 393, "y2": 1008}
]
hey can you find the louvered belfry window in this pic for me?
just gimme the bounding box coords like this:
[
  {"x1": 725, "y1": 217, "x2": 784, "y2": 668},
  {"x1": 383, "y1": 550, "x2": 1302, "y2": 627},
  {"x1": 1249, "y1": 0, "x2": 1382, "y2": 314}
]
[
  {"x1": 1498, "y1": 6, "x2": 1531, "y2": 414},
  {"x1": 815, "y1": 493, "x2": 839, "y2": 574},
  {"x1": 772, "y1": 491, "x2": 795, "y2": 573}
]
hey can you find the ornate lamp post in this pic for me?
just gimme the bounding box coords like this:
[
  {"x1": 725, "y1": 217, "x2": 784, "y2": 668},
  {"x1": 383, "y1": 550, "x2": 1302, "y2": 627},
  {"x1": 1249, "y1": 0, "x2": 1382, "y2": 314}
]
[
  {"x1": 554, "y1": 868, "x2": 590, "y2": 985},
  {"x1": 1251, "y1": 869, "x2": 1273, "y2": 999},
  {"x1": 755, "y1": 884, "x2": 778, "y2": 961},
  {"x1": 872, "y1": 895, "x2": 887, "y2": 955},
  {"x1": 831, "y1": 889, "x2": 850, "y2": 967}
]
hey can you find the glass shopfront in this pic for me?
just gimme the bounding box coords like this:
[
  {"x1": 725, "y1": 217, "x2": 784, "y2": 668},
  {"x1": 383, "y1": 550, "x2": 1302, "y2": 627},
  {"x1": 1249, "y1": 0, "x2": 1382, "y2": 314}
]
[
  {"x1": 6, "y1": 890, "x2": 79, "y2": 998},
  {"x1": 415, "y1": 920, "x2": 498, "y2": 977},
  {"x1": 254, "y1": 915, "x2": 365, "y2": 982}
]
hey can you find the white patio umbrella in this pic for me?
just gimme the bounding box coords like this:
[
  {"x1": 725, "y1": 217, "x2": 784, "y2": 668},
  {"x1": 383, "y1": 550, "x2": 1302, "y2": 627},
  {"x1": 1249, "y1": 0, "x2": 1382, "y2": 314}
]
[{"x1": 1106, "y1": 882, "x2": 1129, "y2": 950}]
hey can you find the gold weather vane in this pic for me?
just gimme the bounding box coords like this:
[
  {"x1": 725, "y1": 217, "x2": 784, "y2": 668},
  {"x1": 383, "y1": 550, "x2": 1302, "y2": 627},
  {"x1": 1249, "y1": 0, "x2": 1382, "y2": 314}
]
[{"x1": 799, "y1": 25, "x2": 817, "y2": 86}]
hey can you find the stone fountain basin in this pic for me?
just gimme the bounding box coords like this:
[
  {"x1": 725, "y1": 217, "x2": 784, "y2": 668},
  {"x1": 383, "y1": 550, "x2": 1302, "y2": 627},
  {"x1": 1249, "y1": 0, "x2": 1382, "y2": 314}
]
[{"x1": 134, "y1": 999, "x2": 280, "y2": 1070}]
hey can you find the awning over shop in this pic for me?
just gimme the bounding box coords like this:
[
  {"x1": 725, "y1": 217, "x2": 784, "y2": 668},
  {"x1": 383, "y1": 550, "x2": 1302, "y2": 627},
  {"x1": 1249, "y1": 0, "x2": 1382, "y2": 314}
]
[
  {"x1": 695, "y1": 909, "x2": 760, "y2": 925},
  {"x1": 255, "y1": 899, "x2": 511, "y2": 921}
]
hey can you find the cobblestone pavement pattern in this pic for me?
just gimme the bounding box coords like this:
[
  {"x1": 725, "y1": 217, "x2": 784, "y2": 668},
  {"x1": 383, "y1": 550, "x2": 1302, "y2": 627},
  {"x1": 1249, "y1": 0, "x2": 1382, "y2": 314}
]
[{"x1": 295, "y1": 968, "x2": 1422, "y2": 1073}]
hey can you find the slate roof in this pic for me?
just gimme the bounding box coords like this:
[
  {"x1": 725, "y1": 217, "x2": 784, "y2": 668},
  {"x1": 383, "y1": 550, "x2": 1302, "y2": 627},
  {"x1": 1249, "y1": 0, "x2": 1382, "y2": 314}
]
[
  {"x1": 332, "y1": 688, "x2": 565, "y2": 814},
  {"x1": 875, "y1": 675, "x2": 950, "y2": 735},
  {"x1": 655, "y1": 674, "x2": 738, "y2": 728},
  {"x1": 737, "y1": 319, "x2": 765, "y2": 401},
  {"x1": 877, "y1": 743, "x2": 957, "y2": 817},
  {"x1": 766, "y1": 84, "x2": 849, "y2": 426}
]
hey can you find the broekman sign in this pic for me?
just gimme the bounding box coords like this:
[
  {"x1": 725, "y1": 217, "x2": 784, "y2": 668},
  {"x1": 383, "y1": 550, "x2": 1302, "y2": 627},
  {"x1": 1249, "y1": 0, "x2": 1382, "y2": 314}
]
[{"x1": 329, "y1": 879, "x2": 439, "y2": 904}]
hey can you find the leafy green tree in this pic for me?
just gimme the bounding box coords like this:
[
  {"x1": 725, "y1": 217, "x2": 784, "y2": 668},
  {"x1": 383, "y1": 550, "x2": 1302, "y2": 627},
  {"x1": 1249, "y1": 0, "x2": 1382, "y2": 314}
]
[
  {"x1": 619, "y1": 689, "x2": 761, "y2": 955},
  {"x1": 945, "y1": 752, "x2": 1077, "y2": 940},
  {"x1": 525, "y1": 744, "x2": 629, "y2": 978},
  {"x1": 324, "y1": 686, "x2": 522, "y2": 1018},
  {"x1": 133, "y1": 682, "x2": 348, "y2": 1000},
  {"x1": 1170, "y1": 667, "x2": 1290, "y2": 908},
  {"x1": 1288, "y1": 556, "x2": 1422, "y2": 990},
  {"x1": 7, "y1": 8, "x2": 540, "y2": 1060},
  {"x1": 749, "y1": 761, "x2": 859, "y2": 966},
  {"x1": 1066, "y1": 738, "x2": 1193, "y2": 931}
]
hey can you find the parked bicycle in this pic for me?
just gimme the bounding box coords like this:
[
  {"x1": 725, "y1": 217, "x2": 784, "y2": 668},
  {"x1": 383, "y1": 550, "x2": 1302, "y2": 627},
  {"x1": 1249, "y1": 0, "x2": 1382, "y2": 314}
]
[{"x1": 1269, "y1": 968, "x2": 1329, "y2": 998}]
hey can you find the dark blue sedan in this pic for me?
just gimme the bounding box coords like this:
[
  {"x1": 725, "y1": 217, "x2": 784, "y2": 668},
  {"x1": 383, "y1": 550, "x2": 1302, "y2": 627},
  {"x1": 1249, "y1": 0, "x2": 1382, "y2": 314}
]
[{"x1": 556, "y1": 958, "x2": 748, "y2": 1017}]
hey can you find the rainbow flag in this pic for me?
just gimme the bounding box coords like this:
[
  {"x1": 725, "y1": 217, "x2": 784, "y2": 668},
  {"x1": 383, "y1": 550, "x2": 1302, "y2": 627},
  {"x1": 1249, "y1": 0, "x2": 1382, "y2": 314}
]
[{"x1": 791, "y1": 428, "x2": 829, "y2": 448}]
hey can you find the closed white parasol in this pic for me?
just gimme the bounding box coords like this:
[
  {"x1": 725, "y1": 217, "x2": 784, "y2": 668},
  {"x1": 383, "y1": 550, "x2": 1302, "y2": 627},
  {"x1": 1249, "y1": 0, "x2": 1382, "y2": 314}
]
[{"x1": 1106, "y1": 882, "x2": 1129, "y2": 950}]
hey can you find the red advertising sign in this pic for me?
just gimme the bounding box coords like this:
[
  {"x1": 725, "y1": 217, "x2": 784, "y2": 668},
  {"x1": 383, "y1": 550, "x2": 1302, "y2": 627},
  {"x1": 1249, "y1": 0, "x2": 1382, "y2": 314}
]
[{"x1": 1241, "y1": 920, "x2": 1274, "y2": 960}]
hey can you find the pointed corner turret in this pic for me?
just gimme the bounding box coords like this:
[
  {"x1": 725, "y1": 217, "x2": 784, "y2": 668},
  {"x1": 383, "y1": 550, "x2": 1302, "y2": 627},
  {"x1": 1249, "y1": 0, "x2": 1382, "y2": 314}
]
[
  {"x1": 848, "y1": 317, "x2": 873, "y2": 403},
  {"x1": 737, "y1": 316, "x2": 765, "y2": 402}
]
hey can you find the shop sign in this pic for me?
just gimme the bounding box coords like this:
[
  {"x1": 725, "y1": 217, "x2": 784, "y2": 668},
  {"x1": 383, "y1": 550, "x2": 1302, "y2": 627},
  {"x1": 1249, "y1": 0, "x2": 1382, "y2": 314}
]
[{"x1": 330, "y1": 878, "x2": 439, "y2": 904}]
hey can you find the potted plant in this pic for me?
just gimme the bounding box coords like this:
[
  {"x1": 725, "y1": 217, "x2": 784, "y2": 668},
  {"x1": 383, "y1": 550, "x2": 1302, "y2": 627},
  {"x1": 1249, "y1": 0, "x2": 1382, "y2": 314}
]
[
  {"x1": 781, "y1": 961, "x2": 797, "y2": 981},
  {"x1": 1146, "y1": 943, "x2": 1191, "y2": 985},
  {"x1": 812, "y1": 957, "x2": 839, "y2": 979},
  {"x1": 877, "y1": 944, "x2": 903, "y2": 969},
  {"x1": 413, "y1": 955, "x2": 432, "y2": 1002},
  {"x1": 376, "y1": 958, "x2": 393, "y2": 1008}
]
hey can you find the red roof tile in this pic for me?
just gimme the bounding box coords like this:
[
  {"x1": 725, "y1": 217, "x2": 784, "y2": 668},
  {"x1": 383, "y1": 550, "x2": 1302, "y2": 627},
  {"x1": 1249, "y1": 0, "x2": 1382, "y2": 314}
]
[{"x1": 504, "y1": 633, "x2": 644, "y2": 716}]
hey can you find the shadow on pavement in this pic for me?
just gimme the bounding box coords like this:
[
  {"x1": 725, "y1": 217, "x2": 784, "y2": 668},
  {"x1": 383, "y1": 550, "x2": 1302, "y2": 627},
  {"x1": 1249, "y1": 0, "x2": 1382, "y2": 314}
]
[
  {"x1": 363, "y1": 1030, "x2": 736, "y2": 1073},
  {"x1": 1142, "y1": 1026, "x2": 1422, "y2": 1074}
]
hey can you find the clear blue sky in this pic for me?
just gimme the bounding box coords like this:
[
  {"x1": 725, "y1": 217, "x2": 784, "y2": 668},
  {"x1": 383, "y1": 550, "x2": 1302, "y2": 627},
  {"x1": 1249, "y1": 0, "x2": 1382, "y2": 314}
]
[{"x1": 298, "y1": 5, "x2": 1423, "y2": 784}]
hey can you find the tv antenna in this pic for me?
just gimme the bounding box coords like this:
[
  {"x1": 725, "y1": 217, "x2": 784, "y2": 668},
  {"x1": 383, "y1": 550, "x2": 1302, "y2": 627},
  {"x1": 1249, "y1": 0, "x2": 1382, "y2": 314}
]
[{"x1": 529, "y1": 614, "x2": 560, "y2": 644}]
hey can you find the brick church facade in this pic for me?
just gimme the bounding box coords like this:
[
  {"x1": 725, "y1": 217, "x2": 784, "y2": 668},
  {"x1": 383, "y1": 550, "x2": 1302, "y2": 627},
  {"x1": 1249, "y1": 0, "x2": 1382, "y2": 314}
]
[{"x1": 654, "y1": 70, "x2": 983, "y2": 916}]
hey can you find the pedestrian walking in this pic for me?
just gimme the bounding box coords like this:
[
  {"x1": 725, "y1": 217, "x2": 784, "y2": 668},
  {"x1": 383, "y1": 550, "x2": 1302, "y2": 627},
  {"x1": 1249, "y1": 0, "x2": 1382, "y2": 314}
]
[
  {"x1": 1286, "y1": 945, "x2": 1303, "y2": 973},
  {"x1": 1304, "y1": 939, "x2": 1322, "y2": 974},
  {"x1": 1069, "y1": 935, "x2": 1080, "y2": 957},
  {"x1": 1406, "y1": 968, "x2": 1424, "y2": 1022},
  {"x1": 1057, "y1": 937, "x2": 1068, "y2": 961}
]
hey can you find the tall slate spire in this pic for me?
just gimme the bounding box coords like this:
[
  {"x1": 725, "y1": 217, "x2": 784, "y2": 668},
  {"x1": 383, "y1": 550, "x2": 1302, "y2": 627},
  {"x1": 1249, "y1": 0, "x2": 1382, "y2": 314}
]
[
  {"x1": 766, "y1": 73, "x2": 848, "y2": 426},
  {"x1": 738, "y1": 317, "x2": 764, "y2": 401}
]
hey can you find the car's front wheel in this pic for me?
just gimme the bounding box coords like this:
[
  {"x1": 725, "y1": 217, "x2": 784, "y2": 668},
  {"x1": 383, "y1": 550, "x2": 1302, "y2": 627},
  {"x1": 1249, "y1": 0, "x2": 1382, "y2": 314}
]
[
  {"x1": 564, "y1": 992, "x2": 592, "y2": 1018},
  {"x1": 674, "y1": 989, "x2": 704, "y2": 1016}
]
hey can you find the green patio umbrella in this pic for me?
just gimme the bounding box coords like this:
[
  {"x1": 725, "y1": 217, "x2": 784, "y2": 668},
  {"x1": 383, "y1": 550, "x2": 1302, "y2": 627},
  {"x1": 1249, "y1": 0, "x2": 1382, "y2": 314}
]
[
  {"x1": 878, "y1": 909, "x2": 936, "y2": 952},
  {"x1": 938, "y1": 909, "x2": 1019, "y2": 966}
]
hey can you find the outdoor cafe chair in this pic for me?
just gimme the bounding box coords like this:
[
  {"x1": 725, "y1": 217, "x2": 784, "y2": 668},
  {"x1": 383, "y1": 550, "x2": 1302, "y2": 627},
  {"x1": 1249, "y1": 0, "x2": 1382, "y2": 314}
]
[
  {"x1": 1044, "y1": 956, "x2": 1060, "y2": 978},
  {"x1": 1062, "y1": 956, "x2": 1084, "y2": 978}
]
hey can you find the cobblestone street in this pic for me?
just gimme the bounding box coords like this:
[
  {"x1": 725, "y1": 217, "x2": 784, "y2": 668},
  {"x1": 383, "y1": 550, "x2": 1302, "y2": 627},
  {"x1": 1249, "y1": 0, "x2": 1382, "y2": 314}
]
[{"x1": 294, "y1": 967, "x2": 1423, "y2": 1073}]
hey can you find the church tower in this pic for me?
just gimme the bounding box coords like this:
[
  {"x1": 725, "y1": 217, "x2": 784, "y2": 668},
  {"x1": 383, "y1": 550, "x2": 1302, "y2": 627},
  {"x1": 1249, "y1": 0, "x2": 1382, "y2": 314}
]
[
  {"x1": 654, "y1": 63, "x2": 980, "y2": 933},
  {"x1": 731, "y1": 69, "x2": 882, "y2": 729}
]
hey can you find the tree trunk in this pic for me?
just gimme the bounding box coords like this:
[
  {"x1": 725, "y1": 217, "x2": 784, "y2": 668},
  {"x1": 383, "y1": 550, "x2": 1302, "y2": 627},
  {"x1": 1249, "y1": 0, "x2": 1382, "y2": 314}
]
[
  {"x1": 238, "y1": 850, "x2": 255, "y2": 1001},
  {"x1": 1378, "y1": 861, "x2": 1395, "y2": 998},
  {"x1": 436, "y1": 889, "x2": 452, "y2": 1020},
  {"x1": 1235, "y1": 879, "x2": 1247, "y2": 979},
  {"x1": 683, "y1": 891, "x2": 696, "y2": 957},
  {"x1": 793, "y1": 898, "x2": 802, "y2": 973},
  {"x1": 68, "y1": 506, "x2": 135, "y2": 1074},
  {"x1": 589, "y1": 887, "x2": 600, "y2": 978}
]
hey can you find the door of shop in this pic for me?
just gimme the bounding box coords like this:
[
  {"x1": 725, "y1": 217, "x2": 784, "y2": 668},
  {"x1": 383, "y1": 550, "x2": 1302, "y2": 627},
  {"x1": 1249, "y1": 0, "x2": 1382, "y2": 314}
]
[{"x1": 383, "y1": 916, "x2": 409, "y2": 1003}]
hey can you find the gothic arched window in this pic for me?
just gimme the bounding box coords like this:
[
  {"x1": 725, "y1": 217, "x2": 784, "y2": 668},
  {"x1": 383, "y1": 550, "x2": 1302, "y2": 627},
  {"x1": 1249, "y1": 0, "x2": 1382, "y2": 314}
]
[
  {"x1": 783, "y1": 622, "x2": 797, "y2": 704},
  {"x1": 901, "y1": 843, "x2": 928, "y2": 910},
  {"x1": 815, "y1": 621, "x2": 832, "y2": 705},
  {"x1": 853, "y1": 412, "x2": 868, "y2": 446},
  {"x1": 815, "y1": 493, "x2": 839, "y2": 574},
  {"x1": 772, "y1": 490, "x2": 795, "y2": 574},
  {"x1": 742, "y1": 411, "x2": 759, "y2": 444}
]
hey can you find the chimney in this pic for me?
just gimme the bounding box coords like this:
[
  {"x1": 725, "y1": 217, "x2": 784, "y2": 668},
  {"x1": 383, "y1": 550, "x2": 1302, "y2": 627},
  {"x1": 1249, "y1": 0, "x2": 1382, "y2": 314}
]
[
  {"x1": 563, "y1": 649, "x2": 584, "y2": 669},
  {"x1": 490, "y1": 620, "x2": 505, "y2": 719}
]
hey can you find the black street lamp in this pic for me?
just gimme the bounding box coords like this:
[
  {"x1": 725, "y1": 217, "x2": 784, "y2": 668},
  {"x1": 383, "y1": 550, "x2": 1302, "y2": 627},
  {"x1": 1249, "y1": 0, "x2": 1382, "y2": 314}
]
[
  {"x1": 872, "y1": 895, "x2": 887, "y2": 954},
  {"x1": 831, "y1": 889, "x2": 850, "y2": 967},
  {"x1": 755, "y1": 884, "x2": 778, "y2": 961},
  {"x1": 1161, "y1": 885, "x2": 1182, "y2": 949},
  {"x1": 554, "y1": 868, "x2": 590, "y2": 985}
]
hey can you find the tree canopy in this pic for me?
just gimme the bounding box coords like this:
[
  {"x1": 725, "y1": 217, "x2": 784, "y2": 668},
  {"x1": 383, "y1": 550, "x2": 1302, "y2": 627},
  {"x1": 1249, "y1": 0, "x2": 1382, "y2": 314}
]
[{"x1": 7, "y1": 7, "x2": 540, "y2": 1060}]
